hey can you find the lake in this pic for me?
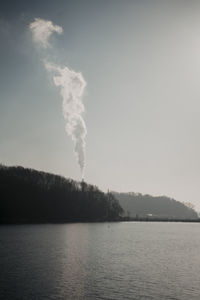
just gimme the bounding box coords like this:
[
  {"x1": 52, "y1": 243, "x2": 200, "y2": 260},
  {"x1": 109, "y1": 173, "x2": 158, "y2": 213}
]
[{"x1": 0, "y1": 222, "x2": 200, "y2": 299}]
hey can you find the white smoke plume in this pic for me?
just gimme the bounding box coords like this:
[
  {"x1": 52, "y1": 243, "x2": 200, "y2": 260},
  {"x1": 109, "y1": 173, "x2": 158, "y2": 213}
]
[
  {"x1": 45, "y1": 61, "x2": 87, "y2": 177},
  {"x1": 29, "y1": 18, "x2": 63, "y2": 48},
  {"x1": 29, "y1": 18, "x2": 87, "y2": 178}
]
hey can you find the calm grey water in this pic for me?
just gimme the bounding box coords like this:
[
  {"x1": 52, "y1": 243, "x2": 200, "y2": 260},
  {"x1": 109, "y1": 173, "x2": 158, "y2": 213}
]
[{"x1": 0, "y1": 222, "x2": 200, "y2": 300}]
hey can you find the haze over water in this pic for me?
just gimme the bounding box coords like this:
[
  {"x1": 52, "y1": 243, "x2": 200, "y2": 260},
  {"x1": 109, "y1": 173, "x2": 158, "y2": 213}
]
[{"x1": 1, "y1": 222, "x2": 200, "y2": 300}]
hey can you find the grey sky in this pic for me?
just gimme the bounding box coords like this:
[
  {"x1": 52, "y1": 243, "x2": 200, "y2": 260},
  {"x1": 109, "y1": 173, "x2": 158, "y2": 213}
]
[{"x1": 0, "y1": 0, "x2": 200, "y2": 209}]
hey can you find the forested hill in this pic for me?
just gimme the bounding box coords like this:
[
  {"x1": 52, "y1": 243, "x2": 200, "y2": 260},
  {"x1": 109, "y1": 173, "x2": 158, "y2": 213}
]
[
  {"x1": 0, "y1": 165, "x2": 198, "y2": 223},
  {"x1": 0, "y1": 165, "x2": 123, "y2": 223},
  {"x1": 112, "y1": 192, "x2": 198, "y2": 219}
]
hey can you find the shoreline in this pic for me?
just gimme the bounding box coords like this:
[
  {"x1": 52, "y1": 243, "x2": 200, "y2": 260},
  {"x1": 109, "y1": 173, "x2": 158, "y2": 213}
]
[{"x1": 1, "y1": 217, "x2": 200, "y2": 225}]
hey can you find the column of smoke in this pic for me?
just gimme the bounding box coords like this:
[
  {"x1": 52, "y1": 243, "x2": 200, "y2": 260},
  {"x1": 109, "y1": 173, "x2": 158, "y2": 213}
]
[{"x1": 29, "y1": 18, "x2": 87, "y2": 179}]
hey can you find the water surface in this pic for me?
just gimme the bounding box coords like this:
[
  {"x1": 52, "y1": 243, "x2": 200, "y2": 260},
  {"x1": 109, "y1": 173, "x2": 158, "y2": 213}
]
[{"x1": 0, "y1": 222, "x2": 200, "y2": 299}]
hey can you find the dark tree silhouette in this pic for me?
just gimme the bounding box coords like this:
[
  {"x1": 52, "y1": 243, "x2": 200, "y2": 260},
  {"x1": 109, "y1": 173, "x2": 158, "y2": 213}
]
[{"x1": 0, "y1": 165, "x2": 123, "y2": 223}]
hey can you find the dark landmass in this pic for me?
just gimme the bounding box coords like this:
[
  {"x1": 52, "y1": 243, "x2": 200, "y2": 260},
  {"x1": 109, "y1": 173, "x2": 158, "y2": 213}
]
[
  {"x1": 0, "y1": 164, "x2": 199, "y2": 224},
  {"x1": 0, "y1": 165, "x2": 123, "y2": 223},
  {"x1": 112, "y1": 191, "x2": 198, "y2": 220}
]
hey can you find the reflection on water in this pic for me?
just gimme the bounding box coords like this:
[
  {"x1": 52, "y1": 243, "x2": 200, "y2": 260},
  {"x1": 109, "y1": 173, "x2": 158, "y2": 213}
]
[{"x1": 0, "y1": 222, "x2": 200, "y2": 299}]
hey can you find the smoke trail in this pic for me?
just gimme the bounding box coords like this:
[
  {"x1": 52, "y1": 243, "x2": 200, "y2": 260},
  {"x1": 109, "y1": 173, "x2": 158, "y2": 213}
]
[
  {"x1": 29, "y1": 18, "x2": 63, "y2": 48},
  {"x1": 29, "y1": 18, "x2": 87, "y2": 178},
  {"x1": 45, "y1": 62, "x2": 87, "y2": 177}
]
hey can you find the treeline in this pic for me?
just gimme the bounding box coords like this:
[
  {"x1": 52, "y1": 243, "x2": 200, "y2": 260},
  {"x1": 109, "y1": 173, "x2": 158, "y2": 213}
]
[
  {"x1": 112, "y1": 192, "x2": 198, "y2": 219},
  {"x1": 0, "y1": 165, "x2": 123, "y2": 223},
  {"x1": 1, "y1": 164, "x2": 198, "y2": 223}
]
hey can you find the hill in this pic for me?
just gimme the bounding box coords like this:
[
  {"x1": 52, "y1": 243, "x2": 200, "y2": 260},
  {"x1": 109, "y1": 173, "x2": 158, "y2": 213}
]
[
  {"x1": 0, "y1": 165, "x2": 123, "y2": 223},
  {"x1": 0, "y1": 164, "x2": 198, "y2": 223},
  {"x1": 112, "y1": 192, "x2": 198, "y2": 219}
]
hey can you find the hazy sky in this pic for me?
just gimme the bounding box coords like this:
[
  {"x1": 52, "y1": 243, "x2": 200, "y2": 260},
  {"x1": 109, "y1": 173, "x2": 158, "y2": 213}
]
[{"x1": 1, "y1": 0, "x2": 200, "y2": 209}]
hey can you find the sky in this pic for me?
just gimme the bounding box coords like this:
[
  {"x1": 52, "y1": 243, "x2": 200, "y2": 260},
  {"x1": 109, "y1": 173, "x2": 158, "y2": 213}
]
[{"x1": 0, "y1": 0, "x2": 200, "y2": 210}]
